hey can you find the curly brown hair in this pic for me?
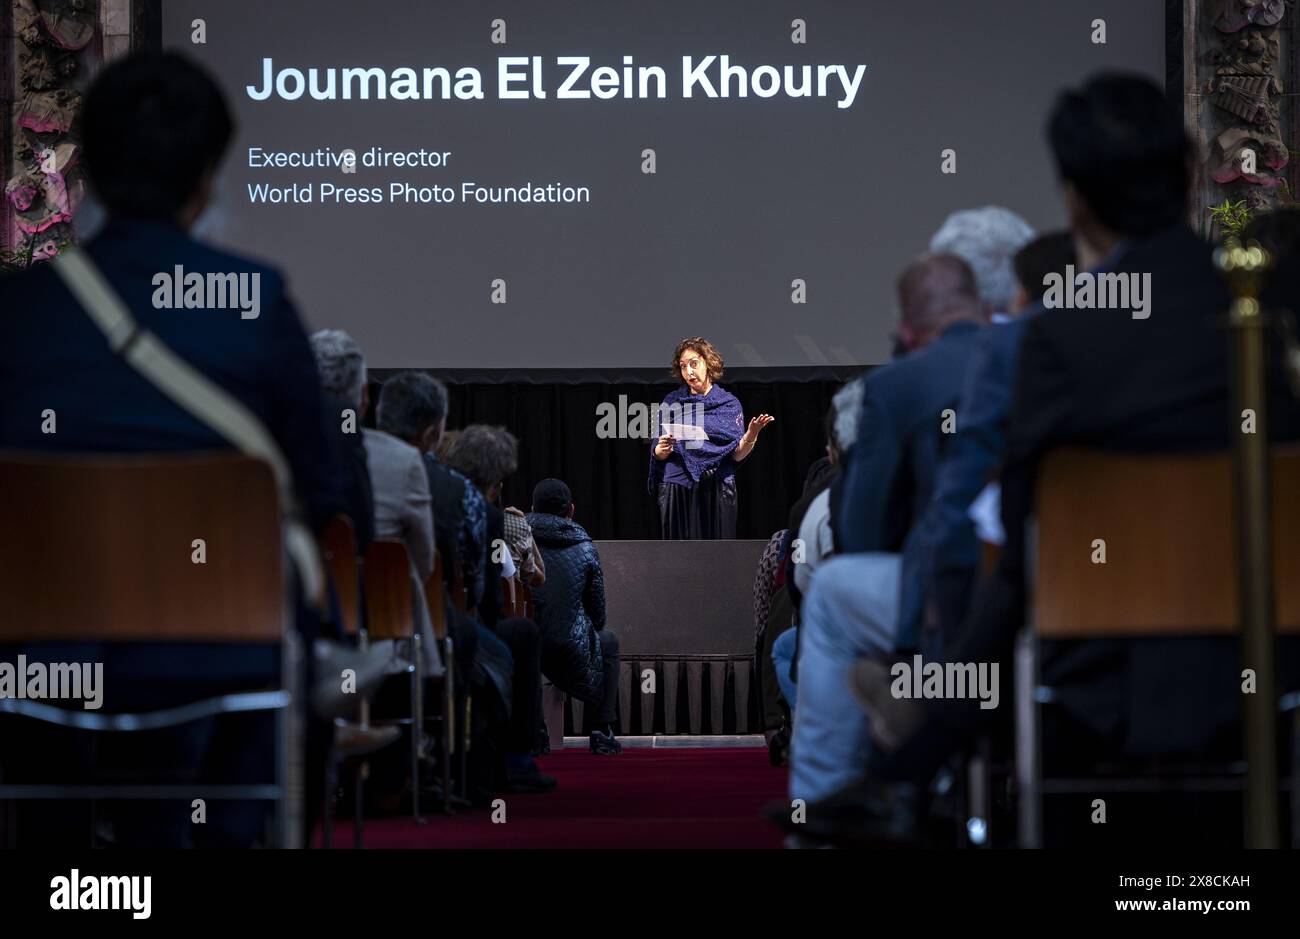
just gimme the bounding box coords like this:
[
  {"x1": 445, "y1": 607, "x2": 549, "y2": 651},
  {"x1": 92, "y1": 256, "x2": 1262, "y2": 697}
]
[
  {"x1": 670, "y1": 337, "x2": 724, "y2": 383},
  {"x1": 444, "y1": 424, "x2": 518, "y2": 493}
]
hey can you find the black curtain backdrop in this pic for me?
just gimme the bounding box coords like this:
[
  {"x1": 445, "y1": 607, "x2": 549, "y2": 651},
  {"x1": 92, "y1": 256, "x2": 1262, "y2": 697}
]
[{"x1": 369, "y1": 367, "x2": 860, "y2": 541}]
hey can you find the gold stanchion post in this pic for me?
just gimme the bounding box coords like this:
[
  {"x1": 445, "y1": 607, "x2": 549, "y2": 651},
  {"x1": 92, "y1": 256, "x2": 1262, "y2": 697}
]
[{"x1": 1214, "y1": 243, "x2": 1280, "y2": 849}]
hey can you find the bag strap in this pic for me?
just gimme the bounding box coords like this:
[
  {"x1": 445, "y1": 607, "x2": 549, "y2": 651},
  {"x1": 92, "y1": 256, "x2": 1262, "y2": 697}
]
[{"x1": 52, "y1": 246, "x2": 324, "y2": 604}]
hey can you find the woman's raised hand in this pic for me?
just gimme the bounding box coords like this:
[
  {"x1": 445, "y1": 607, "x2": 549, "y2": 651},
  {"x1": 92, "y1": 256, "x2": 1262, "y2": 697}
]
[
  {"x1": 746, "y1": 414, "x2": 775, "y2": 439},
  {"x1": 654, "y1": 433, "x2": 676, "y2": 460}
]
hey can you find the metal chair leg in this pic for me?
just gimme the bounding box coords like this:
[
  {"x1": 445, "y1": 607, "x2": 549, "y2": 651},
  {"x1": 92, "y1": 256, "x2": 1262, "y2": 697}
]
[
  {"x1": 1015, "y1": 627, "x2": 1042, "y2": 848},
  {"x1": 322, "y1": 753, "x2": 336, "y2": 849},
  {"x1": 443, "y1": 637, "x2": 454, "y2": 814},
  {"x1": 967, "y1": 739, "x2": 992, "y2": 848},
  {"x1": 275, "y1": 630, "x2": 302, "y2": 850},
  {"x1": 411, "y1": 636, "x2": 423, "y2": 824},
  {"x1": 1291, "y1": 705, "x2": 1299, "y2": 849},
  {"x1": 450, "y1": 690, "x2": 466, "y2": 799},
  {"x1": 353, "y1": 762, "x2": 365, "y2": 849},
  {"x1": 458, "y1": 693, "x2": 469, "y2": 799}
]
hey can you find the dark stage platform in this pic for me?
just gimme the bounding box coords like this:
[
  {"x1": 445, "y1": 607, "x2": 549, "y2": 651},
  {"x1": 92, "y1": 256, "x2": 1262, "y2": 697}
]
[{"x1": 548, "y1": 539, "x2": 771, "y2": 737}]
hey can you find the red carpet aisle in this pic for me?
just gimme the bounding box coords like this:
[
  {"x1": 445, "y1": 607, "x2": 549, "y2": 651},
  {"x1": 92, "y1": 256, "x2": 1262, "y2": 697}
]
[{"x1": 325, "y1": 747, "x2": 788, "y2": 849}]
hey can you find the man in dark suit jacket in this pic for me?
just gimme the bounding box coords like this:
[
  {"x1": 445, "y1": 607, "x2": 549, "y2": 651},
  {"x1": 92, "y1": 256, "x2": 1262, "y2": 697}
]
[
  {"x1": 324, "y1": 388, "x2": 375, "y2": 554},
  {"x1": 308, "y1": 327, "x2": 375, "y2": 556},
  {"x1": 370, "y1": 372, "x2": 491, "y2": 681},
  {"x1": 0, "y1": 53, "x2": 347, "y2": 847},
  {"x1": 308, "y1": 329, "x2": 376, "y2": 647},
  {"x1": 797, "y1": 74, "x2": 1300, "y2": 843},
  {"x1": 1, "y1": 62, "x2": 342, "y2": 537},
  {"x1": 789, "y1": 254, "x2": 987, "y2": 801}
]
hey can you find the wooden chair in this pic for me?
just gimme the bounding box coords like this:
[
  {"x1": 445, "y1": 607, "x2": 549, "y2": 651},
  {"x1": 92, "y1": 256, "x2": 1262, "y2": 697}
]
[
  {"x1": 319, "y1": 515, "x2": 402, "y2": 847},
  {"x1": 1016, "y1": 446, "x2": 1300, "y2": 847},
  {"x1": 501, "y1": 575, "x2": 518, "y2": 618},
  {"x1": 427, "y1": 551, "x2": 448, "y2": 640},
  {"x1": 361, "y1": 540, "x2": 425, "y2": 823},
  {"x1": 0, "y1": 452, "x2": 297, "y2": 847},
  {"x1": 321, "y1": 515, "x2": 361, "y2": 639},
  {"x1": 422, "y1": 551, "x2": 455, "y2": 813},
  {"x1": 423, "y1": 552, "x2": 474, "y2": 805},
  {"x1": 518, "y1": 581, "x2": 535, "y2": 620}
]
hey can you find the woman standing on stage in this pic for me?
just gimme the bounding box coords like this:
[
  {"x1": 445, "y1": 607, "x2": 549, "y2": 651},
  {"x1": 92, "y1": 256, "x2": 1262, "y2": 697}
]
[{"x1": 647, "y1": 337, "x2": 774, "y2": 539}]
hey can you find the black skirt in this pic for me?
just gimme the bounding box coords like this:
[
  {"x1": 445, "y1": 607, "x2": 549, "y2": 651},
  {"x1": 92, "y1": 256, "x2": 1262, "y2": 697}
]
[{"x1": 658, "y1": 470, "x2": 738, "y2": 539}]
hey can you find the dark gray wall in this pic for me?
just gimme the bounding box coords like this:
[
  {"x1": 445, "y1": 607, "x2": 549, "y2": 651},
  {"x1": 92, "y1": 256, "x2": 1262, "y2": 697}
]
[
  {"x1": 166, "y1": 0, "x2": 1164, "y2": 369},
  {"x1": 596, "y1": 539, "x2": 768, "y2": 656}
]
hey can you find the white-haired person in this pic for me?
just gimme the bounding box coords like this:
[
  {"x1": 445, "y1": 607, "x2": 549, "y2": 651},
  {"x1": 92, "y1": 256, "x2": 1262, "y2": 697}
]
[
  {"x1": 929, "y1": 206, "x2": 1036, "y2": 322},
  {"x1": 309, "y1": 329, "x2": 375, "y2": 556}
]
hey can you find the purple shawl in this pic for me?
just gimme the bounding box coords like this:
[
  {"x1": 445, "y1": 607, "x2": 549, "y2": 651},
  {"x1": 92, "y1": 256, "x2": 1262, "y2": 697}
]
[{"x1": 646, "y1": 384, "x2": 745, "y2": 493}]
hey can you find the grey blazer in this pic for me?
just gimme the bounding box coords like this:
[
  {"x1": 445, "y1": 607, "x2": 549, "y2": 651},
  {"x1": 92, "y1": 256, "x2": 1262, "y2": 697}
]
[{"x1": 363, "y1": 428, "x2": 441, "y2": 677}]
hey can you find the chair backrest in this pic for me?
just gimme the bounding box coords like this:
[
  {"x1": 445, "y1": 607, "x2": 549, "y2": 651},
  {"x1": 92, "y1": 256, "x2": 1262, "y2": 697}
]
[
  {"x1": 321, "y1": 515, "x2": 360, "y2": 637},
  {"x1": 0, "y1": 451, "x2": 284, "y2": 642},
  {"x1": 980, "y1": 542, "x2": 1001, "y2": 578},
  {"x1": 500, "y1": 575, "x2": 516, "y2": 618},
  {"x1": 1033, "y1": 447, "x2": 1300, "y2": 638},
  {"x1": 362, "y1": 540, "x2": 415, "y2": 641},
  {"x1": 424, "y1": 550, "x2": 448, "y2": 641}
]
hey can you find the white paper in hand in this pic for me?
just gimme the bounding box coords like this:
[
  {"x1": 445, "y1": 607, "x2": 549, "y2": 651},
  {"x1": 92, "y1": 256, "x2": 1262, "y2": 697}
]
[
  {"x1": 661, "y1": 422, "x2": 708, "y2": 441},
  {"x1": 661, "y1": 421, "x2": 708, "y2": 450}
]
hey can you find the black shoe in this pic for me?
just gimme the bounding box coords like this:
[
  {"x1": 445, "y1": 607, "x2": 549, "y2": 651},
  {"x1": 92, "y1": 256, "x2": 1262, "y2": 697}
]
[
  {"x1": 763, "y1": 778, "x2": 925, "y2": 847},
  {"x1": 589, "y1": 729, "x2": 623, "y2": 755},
  {"x1": 418, "y1": 781, "x2": 472, "y2": 811},
  {"x1": 504, "y1": 768, "x2": 558, "y2": 794},
  {"x1": 501, "y1": 754, "x2": 558, "y2": 794}
]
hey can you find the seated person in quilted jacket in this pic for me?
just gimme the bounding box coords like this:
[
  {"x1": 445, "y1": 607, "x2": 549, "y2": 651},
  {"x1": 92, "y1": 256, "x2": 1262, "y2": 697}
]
[{"x1": 525, "y1": 478, "x2": 623, "y2": 755}]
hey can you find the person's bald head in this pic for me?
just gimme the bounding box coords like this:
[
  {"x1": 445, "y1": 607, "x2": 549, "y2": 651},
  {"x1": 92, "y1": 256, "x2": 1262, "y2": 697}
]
[{"x1": 895, "y1": 253, "x2": 986, "y2": 352}]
